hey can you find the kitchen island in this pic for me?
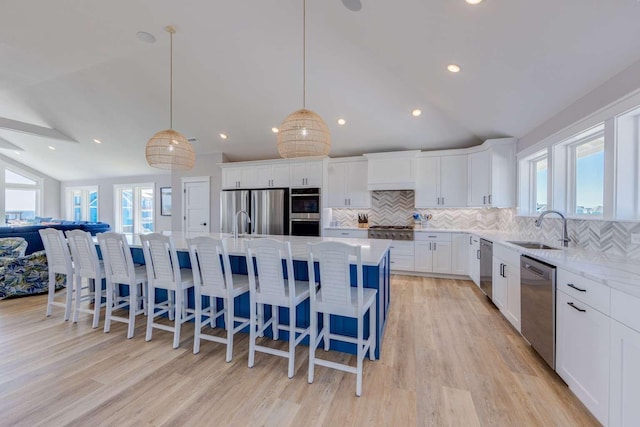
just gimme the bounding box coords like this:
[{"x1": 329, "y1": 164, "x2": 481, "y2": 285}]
[{"x1": 125, "y1": 232, "x2": 391, "y2": 359}]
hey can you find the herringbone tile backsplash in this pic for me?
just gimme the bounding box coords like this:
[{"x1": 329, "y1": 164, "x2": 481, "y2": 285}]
[{"x1": 330, "y1": 190, "x2": 640, "y2": 260}]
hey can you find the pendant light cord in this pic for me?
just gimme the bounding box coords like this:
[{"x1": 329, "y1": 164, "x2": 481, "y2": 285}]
[
  {"x1": 169, "y1": 28, "x2": 174, "y2": 129},
  {"x1": 303, "y1": 0, "x2": 306, "y2": 109}
]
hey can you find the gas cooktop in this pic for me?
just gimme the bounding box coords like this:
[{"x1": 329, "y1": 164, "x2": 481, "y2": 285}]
[{"x1": 368, "y1": 225, "x2": 414, "y2": 240}]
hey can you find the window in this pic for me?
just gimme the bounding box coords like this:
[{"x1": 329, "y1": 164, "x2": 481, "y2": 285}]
[
  {"x1": 4, "y1": 168, "x2": 42, "y2": 225},
  {"x1": 66, "y1": 187, "x2": 99, "y2": 222},
  {"x1": 570, "y1": 132, "x2": 605, "y2": 216},
  {"x1": 533, "y1": 156, "x2": 548, "y2": 213},
  {"x1": 114, "y1": 184, "x2": 154, "y2": 235}
]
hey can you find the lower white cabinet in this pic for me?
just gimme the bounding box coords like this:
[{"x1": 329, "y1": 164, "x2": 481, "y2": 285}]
[
  {"x1": 451, "y1": 233, "x2": 468, "y2": 276},
  {"x1": 468, "y1": 235, "x2": 480, "y2": 287},
  {"x1": 609, "y1": 288, "x2": 640, "y2": 427},
  {"x1": 556, "y1": 289, "x2": 610, "y2": 425},
  {"x1": 388, "y1": 241, "x2": 415, "y2": 271},
  {"x1": 492, "y1": 244, "x2": 520, "y2": 331},
  {"x1": 414, "y1": 233, "x2": 451, "y2": 274}
]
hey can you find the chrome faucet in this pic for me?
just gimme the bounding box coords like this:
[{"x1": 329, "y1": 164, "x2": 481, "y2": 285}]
[
  {"x1": 233, "y1": 210, "x2": 251, "y2": 239},
  {"x1": 535, "y1": 210, "x2": 571, "y2": 247}
]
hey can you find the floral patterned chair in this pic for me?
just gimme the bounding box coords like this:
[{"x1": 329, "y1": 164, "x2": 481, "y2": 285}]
[{"x1": 0, "y1": 237, "x2": 64, "y2": 299}]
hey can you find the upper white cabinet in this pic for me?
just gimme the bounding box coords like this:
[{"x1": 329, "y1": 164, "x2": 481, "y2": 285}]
[
  {"x1": 364, "y1": 151, "x2": 420, "y2": 191},
  {"x1": 290, "y1": 159, "x2": 323, "y2": 187},
  {"x1": 467, "y1": 138, "x2": 517, "y2": 207},
  {"x1": 327, "y1": 158, "x2": 370, "y2": 208},
  {"x1": 416, "y1": 154, "x2": 467, "y2": 207},
  {"x1": 221, "y1": 165, "x2": 257, "y2": 189},
  {"x1": 255, "y1": 163, "x2": 290, "y2": 188}
]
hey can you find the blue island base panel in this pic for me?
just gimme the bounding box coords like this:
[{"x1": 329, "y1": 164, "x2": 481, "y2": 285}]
[{"x1": 126, "y1": 249, "x2": 388, "y2": 359}]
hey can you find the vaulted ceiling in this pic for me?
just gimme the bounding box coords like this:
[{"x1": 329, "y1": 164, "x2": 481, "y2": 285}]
[{"x1": 1, "y1": 0, "x2": 640, "y2": 180}]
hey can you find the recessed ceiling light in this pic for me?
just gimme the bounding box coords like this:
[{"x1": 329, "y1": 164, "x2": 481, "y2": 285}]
[
  {"x1": 411, "y1": 109, "x2": 422, "y2": 117},
  {"x1": 465, "y1": 0, "x2": 483, "y2": 4},
  {"x1": 219, "y1": 133, "x2": 228, "y2": 140},
  {"x1": 337, "y1": 118, "x2": 346, "y2": 126},
  {"x1": 93, "y1": 138, "x2": 102, "y2": 144},
  {"x1": 48, "y1": 145, "x2": 56, "y2": 150},
  {"x1": 271, "y1": 127, "x2": 279, "y2": 133},
  {"x1": 447, "y1": 64, "x2": 462, "y2": 73},
  {"x1": 136, "y1": 31, "x2": 156, "y2": 43}
]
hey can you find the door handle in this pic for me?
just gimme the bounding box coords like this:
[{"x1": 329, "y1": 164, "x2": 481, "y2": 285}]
[
  {"x1": 567, "y1": 302, "x2": 586, "y2": 313},
  {"x1": 200, "y1": 222, "x2": 207, "y2": 226}
]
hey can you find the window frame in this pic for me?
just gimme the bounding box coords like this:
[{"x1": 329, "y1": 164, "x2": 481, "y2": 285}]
[
  {"x1": 114, "y1": 183, "x2": 155, "y2": 235},
  {"x1": 2, "y1": 165, "x2": 43, "y2": 225},
  {"x1": 65, "y1": 186, "x2": 99, "y2": 222}
]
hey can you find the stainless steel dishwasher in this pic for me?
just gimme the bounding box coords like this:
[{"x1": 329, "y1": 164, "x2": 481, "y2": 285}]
[
  {"x1": 520, "y1": 255, "x2": 556, "y2": 369},
  {"x1": 479, "y1": 239, "x2": 493, "y2": 299}
]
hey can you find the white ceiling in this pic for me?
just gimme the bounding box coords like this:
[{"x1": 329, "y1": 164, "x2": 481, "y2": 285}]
[{"x1": 1, "y1": 0, "x2": 640, "y2": 181}]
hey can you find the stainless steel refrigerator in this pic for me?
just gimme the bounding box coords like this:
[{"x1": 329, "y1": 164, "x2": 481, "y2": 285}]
[{"x1": 220, "y1": 189, "x2": 288, "y2": 236}]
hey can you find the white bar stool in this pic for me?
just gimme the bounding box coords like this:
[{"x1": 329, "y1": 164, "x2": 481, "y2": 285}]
[
  {"x1": 39, "y1": 228, "x2": 74, "y2": 320},
  {"x1": 98, "y1": 232, "x2": 148, "y2": 339},
  {"x1": 187, "y1": 236, "x2": 250, "y2": 361},
  {"x1": 140, "y1": 233, "x2": 194, "y2": 349},
  {"x1": 65, "y1": 229, "x2": 107, "y2": 328},
  {"x1": 307, "y1": 241, "x2": 377, "y2": 397},
  {"x1": 246, "y1": 238, "x2": 310, "y2": 378}
]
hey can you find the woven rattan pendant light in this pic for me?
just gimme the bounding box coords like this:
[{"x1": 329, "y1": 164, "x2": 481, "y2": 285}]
[
  {"x1": 145, "y1": 26, "x2": 195, "y2": 170},
  {"x1": 277, "y1": 0, "x2": 331, "y2": 158}
]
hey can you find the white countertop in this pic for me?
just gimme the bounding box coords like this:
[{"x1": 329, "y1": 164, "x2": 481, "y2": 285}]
[
  {"x1": 322, "y1": 226, "x2": 640, "y2": 297},
  {"x1": 127, "y1": 232, "x2": 391, "y2": 267},
  {"x1": 470, "y1": 231, "x2": 640, "y2": 299}
]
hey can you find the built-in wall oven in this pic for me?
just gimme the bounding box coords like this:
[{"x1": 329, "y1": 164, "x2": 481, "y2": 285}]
[{"x1": 290, "y1": 188, "x2": 321, "y2": 236}]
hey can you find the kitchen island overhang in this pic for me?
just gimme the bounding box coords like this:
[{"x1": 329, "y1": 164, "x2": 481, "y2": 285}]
[{"x1": 124, "y1": 233, "x2": 391, "y2": 359}]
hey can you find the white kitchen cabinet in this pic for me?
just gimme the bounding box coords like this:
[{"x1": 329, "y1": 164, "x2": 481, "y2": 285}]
[
  {"x1": 415, "y1": 155, "x2": 467, "y2": 207},
  {"x1": 323, "y1": 228, "x2": 368, "y2": 239},
  {"x1": 327, "y1": 158, "x2": 370, "y2": 208},
  {"x1": 467, "y1": 138, "x2": 516, "y2": 208},
  {"x1": 610, "y1": 288, "x2": 640, "y2": 427},
  {"x1": 414, "y1": 232, "x2": 451, "y2": 274},
  {"x1": 290, "y1": 160, "x2": 323, "y2": 187},
  {"x1": 468, "y1": 235, "x2": 480, "y2": 287},
  {"x1": 364, "y1": 151, "x2": 420, "y2": 190},
  {"x1": 255, "y1": 163, "x2": 290, "y2": 188},
  {"x1": 388, "y1": 241, "x2": 415, "y2": 271},
  {"x1": 221, "y1": 165, "x2": 257, "y2": 189},
  {"x1": 493, "y1": 244, "x2": 521, "y2": 331},
  {"x1": 556, "y1": 288, "x2": 610, "y2": 425},
  {"x1": 451, "y1": 233, "x2": 469, "y2": 276}
]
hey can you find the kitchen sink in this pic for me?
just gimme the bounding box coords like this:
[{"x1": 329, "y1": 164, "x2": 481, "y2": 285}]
[{"x1": 507, "y1": 241, "x2": 560, "y2": 250}]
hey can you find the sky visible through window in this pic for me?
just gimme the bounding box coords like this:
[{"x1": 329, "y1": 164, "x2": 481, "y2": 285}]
[{"x1": 575, "y1": 139, "x2": 604, "y2": 215}]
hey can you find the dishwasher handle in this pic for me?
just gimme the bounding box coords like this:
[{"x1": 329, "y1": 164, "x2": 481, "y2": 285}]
[{"x1": 523, "y1": 261, "x2": 546, "y2": 278}]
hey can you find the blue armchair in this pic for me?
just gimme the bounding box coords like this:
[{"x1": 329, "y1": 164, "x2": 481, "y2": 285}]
[{"x1": 0, "y1": 237, "x2": 65, "y2": 299}]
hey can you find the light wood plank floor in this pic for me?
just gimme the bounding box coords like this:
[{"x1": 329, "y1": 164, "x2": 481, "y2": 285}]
[{"x1": 0, "y1": 276, "x2": 599, "y2": 426}]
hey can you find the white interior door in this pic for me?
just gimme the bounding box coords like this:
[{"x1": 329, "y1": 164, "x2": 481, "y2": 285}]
[{"x1": 183, "y1": 178, "x2": 210, "y2": 233}]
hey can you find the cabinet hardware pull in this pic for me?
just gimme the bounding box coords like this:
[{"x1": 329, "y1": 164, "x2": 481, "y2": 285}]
[
  {"x1": 488, "y1": 194, "x2": 492, "y2": 204},
  {"x1": 567, "y1": 283, "x2": 586, "y2": 292},
  {"x1": 483, "y1": 195, "x2": 486, "y2": 204},
  {"x1": 567, "y1": 302, "x2": 586, "y2": 312},
  {"x1": 429, "y1": 242, "x2": 432, "y2": 251},
  {"x1": 341, "y1": 233, "x2": 348, "y2": 236},
  {"x1": 477, "y1": 249, "x2": 481, "y2": 259},
  {"x1": 469, "y1": 236, "x2": 472, "y2": 245},
  {"x1": 500, "y1": 263, "x2": 505, "y2": 278},
  {"x1": 442, "y1": 197, "x2": 444, "y2": 204}
]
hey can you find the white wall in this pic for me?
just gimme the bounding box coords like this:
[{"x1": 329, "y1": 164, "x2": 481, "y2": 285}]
[
  {"x1": 519, "y1": 58, "x2": 640, "y2": 153},
  {"x1": 0, "y1": 153, "x2": 61, "y2": 219},
  {"x1": 171, "y1": 152, "x2": 224, "y2": 232},
  {"x1": 62, "y1": 173, "x2": 172, "y2": 231}
]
